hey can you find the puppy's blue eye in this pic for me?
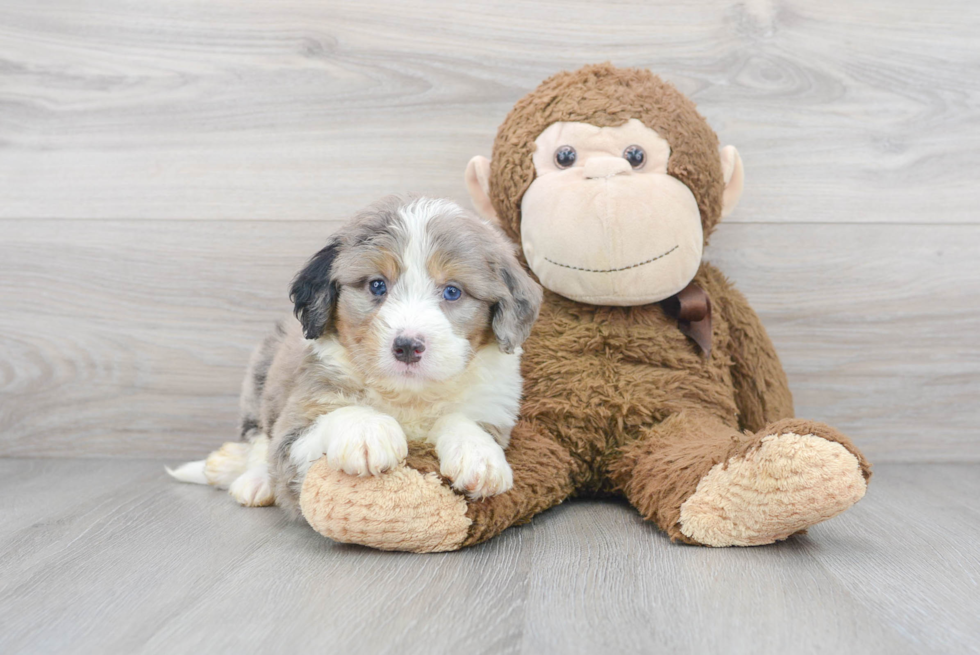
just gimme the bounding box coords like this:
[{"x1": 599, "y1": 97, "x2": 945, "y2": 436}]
[
  {"x1": 369, "y1": 279, "x2": 387, "y2": 296},
  {"x1": 443, "y1": 285, "x2": 462, "y2": 301}
]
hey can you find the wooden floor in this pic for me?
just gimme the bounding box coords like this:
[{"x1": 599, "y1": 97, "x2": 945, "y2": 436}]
[{"x1": 0, "y1": 459, "x2": 977, "y2": 655}]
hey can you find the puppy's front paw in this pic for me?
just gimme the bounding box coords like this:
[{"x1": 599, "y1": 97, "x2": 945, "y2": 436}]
[
  {"x1": 438, "y1": 434, "x2": 513, "y2": 499},
  {"x1": 324, "y1": 408, "x2": 408, "y2": 477}
]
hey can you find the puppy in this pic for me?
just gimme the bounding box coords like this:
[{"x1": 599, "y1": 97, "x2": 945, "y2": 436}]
[{"x1": 168, "y1": 196, "x2": 542, "y2": 516}]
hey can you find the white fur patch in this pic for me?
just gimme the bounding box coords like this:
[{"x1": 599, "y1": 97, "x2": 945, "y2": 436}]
[
  {"x1": 290, "y1": 405, "x2": 408, "y2": 477},
  {"x1": 166, "y1": 460, "x2": 208, "y2": 485},
  {"x1": 446, "y1": 346, "x2": 523, "y2": 446},
  {"x1": 431, "y1": 413, "x2": 514, "y2": 498},
  {"x1": 366, "y1": 198, "x2": 473, "y2": 389}
]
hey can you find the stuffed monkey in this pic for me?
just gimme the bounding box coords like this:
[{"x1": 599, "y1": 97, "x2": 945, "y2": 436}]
[{"x1": 299, "y1": 64, "x2": 871, "y2": 551}]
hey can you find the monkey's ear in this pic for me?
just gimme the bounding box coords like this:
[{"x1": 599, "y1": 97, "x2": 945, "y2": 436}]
[
  {"x1": 465, "y1": 156, "x2": 500, "y2": 225},
  {"x1": 720, "y1": 146, "x2": 745, "y2": 219},
  {"x1": 290, "y1": 240, "x2": 341, "y2": 340}
]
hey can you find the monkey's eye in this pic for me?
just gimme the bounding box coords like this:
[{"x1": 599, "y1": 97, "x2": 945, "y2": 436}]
[
  {"x1": 442, "y1": 285, "x2": 462, "y2": 302},
  {"x1": 369, "y1": 279, "x2": 387, "y2": 297},
  {"x1": 554, "y1": 145, "x2": 577, "y2": 169},
  {"x1": 623, "y1": 145, "x2": 646, "y2": 169}
]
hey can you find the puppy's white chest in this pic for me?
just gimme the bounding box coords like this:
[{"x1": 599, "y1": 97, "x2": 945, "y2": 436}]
[{"x1": 365, "y1": 395, "x2": 452, "y2": 441}]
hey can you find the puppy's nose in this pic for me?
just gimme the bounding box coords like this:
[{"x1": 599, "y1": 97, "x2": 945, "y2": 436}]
[
  {"x1": 392, "y1": 336, "x2": 426, "y2": 364},
  {"x1": 583, "y1": 156, "x2": 632, "y2": 179}
]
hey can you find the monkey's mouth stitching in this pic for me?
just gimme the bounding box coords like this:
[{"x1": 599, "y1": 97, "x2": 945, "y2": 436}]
[{"x1": 544, "y1": 245, "x2": 678, "y2": 273}]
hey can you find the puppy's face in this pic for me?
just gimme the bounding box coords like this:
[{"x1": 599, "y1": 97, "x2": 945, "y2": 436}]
[{"x1": 291, "y1": 197, "x2": 542, "y2": 388}]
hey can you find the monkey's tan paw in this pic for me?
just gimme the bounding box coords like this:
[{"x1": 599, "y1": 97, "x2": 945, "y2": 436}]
[
  {"x1": 300, "y1": 458, "x2": 471, "y2": 553},
  {"x1": 678, "y1": 432, "x2": 867, "y2": 547}
]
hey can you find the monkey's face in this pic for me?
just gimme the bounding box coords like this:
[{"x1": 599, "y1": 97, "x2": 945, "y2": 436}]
[{"x1": 519, "y1": 119, "x2": 703, "y2": 306}]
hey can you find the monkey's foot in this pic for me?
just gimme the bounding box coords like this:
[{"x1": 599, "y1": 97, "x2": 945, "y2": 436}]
[
  {"x1": 678, "y1": 430, "x2": 868, "y2": 547},
  {"x1": 300, "y1": 457, "x2": 471, "y2": 553}
]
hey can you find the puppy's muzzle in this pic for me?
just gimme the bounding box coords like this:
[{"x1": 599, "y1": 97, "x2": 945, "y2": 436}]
[{"x1": 392, "y1": 336, "x2": 426, "y2": 364}]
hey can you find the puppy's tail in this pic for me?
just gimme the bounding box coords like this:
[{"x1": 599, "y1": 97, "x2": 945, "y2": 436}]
[
  {"x1": 166, "y1": 441, "x2": 251, "y2": 488},
  {"x1": 166, "y1": 460, "x2": 208, "y2": 485}
]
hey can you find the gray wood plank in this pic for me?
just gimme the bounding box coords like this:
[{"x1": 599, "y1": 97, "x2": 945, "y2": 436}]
[
  {"x1": 0, "y1": 473, "x2": 286, "y2": 655},
  {"x1": 521, "y1": 500, "x2": 913, "y2": 655},
  {"x1": 1, "y1": 460, "x2": 977, "y2": 654},
  {"x1": 0, "y1": 0, "x2": 976, "y2": 224},
  {"x1": 799, "y1": 464, "x2": 980, "y2": 653},
  {"x1": 137, "y1": 515, "x2": 527, "y2": 655},
  {"x1": 2, "y1": 220, "x2": 977, "y2": 461},
  {"x1": 0, "y1": 459, "x2": 524, "y2": 655},
  {"x1": 0, "y1": 458, "x2": 162, "y2": 541}
]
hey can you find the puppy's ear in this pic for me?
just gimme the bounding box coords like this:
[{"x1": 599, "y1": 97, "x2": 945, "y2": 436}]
[
  {"x1": 492, "y1": 259, "x2": 543, "y2": 354},
  {"x1": 290, "y1": 240, "x2": 341, "y2": 340}
]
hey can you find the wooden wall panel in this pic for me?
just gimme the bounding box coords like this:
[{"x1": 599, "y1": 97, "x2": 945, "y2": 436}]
[
  {"x1": 1, "y1": 220, "x2": 976, "y2": 461},
  {"x1": 0, "y1": 0, "x2": 977, "y2": 224},
  {"x1": 0, "y1": 0, "x2": 976, "y2": 460}
]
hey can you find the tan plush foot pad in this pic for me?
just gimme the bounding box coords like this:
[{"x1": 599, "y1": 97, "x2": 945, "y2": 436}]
[
  {"x1": 300, "y1": 458, "x2": 471, "y2": 553},
  {"x1": 678, "y1": 433, "x2": 867, "y2": 547}
]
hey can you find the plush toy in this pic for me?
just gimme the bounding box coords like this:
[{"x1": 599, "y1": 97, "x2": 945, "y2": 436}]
[{"x1": 299, "y1": 63, "x2": 871, "y2": 552}]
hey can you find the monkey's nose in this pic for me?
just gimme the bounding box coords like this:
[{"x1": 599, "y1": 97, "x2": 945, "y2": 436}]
[
  {"x1": 583, "y1": 156, "x2": 632, "y2": 179},
  {"x1": 392, "y1": 336, "x2": 426, "y2": 364}
]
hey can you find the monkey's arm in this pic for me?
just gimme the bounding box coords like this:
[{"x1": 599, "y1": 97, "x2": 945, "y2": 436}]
[
  {"x1": 299, "y1": 418, "x2": 581, "y2": 552},
  {"x1": 701, "y1": 264, "x2": 794, "y2": 432}
]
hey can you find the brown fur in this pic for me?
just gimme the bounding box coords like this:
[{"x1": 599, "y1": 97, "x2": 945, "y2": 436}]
[
  {"x1": 463, "y1": 65, "x2": 869, "y2": 545},
  {"x1": 488, "y1": 63, "x2": 725, "y2": 245}
]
